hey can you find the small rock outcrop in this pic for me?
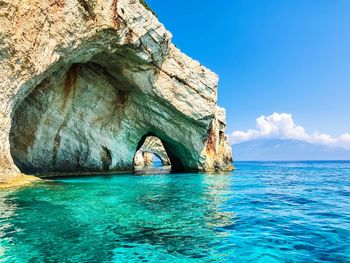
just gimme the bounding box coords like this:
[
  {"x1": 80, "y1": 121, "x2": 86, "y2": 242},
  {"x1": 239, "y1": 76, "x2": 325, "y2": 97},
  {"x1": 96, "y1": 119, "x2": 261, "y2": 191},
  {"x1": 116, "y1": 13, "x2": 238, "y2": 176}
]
[{"x1": 0, "y1": 0, "x2": 233, "y2": 180}]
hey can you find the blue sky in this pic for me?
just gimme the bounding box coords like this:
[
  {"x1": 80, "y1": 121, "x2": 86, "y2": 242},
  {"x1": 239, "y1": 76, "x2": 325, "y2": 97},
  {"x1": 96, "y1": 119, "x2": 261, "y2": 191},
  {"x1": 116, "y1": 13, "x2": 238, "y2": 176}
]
[{"x1": 146, "y1": 0, "x2": 350, "y2": 137}]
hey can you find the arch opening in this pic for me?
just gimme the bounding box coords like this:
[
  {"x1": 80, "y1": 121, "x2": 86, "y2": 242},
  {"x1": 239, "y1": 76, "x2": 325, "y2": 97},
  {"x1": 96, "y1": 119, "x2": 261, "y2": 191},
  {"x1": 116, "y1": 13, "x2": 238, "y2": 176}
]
[
  {"x1": 133, "y1": 135, "x2": 172, "y2": 173},
  {"x1": 9, "y1": 53, "x2": 194, "y2": 176},
  {"x1": 132, "y1": 132, "x2": 192, "y2": 173}
]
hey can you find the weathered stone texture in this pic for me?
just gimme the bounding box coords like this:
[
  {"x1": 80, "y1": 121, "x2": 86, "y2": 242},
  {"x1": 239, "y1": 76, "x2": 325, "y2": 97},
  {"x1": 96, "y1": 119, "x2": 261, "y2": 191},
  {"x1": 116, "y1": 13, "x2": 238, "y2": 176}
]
[
  {"x1": 133, "y1": 136, "x2": 171, "y2": 167},
  {"x1": 0, "y1": 0, "x2": 233, "y2": 179}
]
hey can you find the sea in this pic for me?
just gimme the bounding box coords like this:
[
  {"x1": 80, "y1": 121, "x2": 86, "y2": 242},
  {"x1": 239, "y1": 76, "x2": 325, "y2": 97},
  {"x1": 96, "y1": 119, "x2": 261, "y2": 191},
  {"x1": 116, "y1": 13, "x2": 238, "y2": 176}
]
[{"x1": 0, "y1": 161, "x2": 349, "y2": 262}]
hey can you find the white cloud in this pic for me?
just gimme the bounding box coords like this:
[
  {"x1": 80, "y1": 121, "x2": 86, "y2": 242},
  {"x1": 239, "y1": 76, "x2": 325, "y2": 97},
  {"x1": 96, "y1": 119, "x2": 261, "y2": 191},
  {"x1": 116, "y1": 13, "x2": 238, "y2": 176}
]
[{"x1": 230, "y1": 113, "x2": 350, "y2": 149}]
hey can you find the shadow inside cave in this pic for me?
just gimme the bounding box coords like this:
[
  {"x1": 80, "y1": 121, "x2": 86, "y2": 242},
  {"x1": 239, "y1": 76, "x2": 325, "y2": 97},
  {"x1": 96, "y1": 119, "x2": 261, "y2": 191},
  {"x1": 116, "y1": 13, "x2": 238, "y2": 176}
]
[{"x1": 133, "y1": 136, "x2": 173, "y2": 175}]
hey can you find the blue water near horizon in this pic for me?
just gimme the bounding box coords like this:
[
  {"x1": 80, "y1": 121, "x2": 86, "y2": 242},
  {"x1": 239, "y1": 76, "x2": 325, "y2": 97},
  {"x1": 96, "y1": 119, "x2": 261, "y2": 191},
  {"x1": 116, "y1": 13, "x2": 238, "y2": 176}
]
[{"x1": 1, "y1": 161, "x2": 350, "y2": 262}]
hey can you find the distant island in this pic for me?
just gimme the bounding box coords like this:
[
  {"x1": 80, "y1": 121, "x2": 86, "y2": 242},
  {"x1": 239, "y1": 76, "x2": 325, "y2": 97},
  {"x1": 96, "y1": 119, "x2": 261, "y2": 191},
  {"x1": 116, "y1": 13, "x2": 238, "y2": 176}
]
[{"x1": 233, "y1": 139, "x2": 350, "y2": 161}]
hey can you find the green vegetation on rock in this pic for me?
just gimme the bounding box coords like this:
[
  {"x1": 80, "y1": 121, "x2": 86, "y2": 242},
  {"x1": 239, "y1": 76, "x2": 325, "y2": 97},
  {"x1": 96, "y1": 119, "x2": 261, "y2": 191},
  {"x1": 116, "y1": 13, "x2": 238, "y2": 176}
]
[{"x1": 139, "y1": 0, "x2": 157, "y2": 18}]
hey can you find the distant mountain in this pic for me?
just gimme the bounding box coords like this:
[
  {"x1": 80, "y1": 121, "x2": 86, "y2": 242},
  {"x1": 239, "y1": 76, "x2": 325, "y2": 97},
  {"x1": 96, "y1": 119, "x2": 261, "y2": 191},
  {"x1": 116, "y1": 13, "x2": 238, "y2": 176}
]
[{"x1": 232, "y1": 139, "x2": 350, "y2": 161}]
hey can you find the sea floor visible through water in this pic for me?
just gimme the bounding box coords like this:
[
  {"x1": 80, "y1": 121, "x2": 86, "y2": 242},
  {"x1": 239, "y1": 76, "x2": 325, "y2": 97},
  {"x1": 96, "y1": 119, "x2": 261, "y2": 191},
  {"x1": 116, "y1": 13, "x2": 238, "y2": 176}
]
[{"x1": 1, "y1": 161, "x2": 350, "y2": 262}]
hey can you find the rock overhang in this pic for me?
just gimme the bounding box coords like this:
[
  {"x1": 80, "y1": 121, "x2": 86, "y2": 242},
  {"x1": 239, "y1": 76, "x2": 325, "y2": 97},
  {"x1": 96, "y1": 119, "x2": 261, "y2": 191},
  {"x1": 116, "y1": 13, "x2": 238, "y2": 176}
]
[{"x1": 0, "y1": 0, "x2": 233, "y2": 179}]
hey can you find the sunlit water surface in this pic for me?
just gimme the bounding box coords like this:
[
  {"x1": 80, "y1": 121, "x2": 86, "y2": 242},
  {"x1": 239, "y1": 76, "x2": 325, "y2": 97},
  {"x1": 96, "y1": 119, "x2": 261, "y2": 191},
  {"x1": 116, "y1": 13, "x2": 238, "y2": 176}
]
[{"x1": 1, "y1": 161, "x2": 350, "y2": 262}]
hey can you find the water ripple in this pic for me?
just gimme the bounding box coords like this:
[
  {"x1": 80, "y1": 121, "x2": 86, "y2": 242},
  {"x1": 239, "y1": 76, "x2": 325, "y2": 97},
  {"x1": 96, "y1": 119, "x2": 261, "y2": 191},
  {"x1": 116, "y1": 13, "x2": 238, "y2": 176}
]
[{"x1": 0, "y1": 161, "x2": 349, "y2": 262}]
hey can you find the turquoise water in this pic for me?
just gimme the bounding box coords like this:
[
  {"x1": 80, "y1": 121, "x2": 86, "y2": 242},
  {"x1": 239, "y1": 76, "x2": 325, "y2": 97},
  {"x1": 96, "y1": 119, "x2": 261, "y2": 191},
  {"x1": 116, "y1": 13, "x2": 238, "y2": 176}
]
[{"x1": 1, "y1": 161, "x2": 350, "y2": 262}]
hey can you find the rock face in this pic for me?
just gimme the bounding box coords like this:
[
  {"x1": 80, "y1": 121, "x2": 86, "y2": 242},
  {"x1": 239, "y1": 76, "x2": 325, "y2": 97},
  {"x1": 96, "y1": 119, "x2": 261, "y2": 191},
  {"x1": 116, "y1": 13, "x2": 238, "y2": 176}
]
[
  {"x1": 133, "y1": 136, "x2": 171, "y2": 167},
  {"x1": 0, "y1": 0, "x2": 233, "y2": 179},
  {"x1": 142, "y1": 152, "x2": 154, "y2": 166},
  {"x1": 133, "y1": 150, "x2": 145, "y2": 167}
]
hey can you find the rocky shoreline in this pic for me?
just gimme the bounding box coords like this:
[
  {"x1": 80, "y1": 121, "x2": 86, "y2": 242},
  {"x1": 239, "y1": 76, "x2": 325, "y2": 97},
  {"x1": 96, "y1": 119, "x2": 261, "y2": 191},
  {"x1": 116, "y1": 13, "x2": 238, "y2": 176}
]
[{"x1": 0, "y1": 173, "x2": 40, "y2": 189}]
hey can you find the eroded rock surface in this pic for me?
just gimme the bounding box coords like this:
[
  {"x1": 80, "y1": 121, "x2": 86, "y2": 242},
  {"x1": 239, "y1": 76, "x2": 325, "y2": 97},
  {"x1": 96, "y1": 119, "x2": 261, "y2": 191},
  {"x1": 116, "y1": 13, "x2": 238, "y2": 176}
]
[
  {"x1": 133, "y1": 136, "x2": 171, "y2": 167},
  {"x1": 0, "y1": 0, "x2": 233, "y2": 179}
]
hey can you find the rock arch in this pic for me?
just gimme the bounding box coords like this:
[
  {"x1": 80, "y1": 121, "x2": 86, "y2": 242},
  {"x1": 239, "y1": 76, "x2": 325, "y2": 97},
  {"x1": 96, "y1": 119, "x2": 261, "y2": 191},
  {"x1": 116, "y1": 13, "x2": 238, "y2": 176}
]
[
  {"x1": 134, "y1": 136, "x2": 171, "y2": 168},
  {"x1": 133, "y1": 133, "x2": 187, "y2": 171},
  {"x1": 0, "y1": 0, "x2": 233, "y2": 179},
  {"x1": 140, "y1": 136, "x2": 171, "y2": 166}
]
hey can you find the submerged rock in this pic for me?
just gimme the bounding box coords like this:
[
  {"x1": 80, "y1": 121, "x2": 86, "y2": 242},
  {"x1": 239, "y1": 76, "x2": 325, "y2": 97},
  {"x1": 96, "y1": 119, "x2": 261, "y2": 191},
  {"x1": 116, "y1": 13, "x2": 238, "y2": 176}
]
[{"x1": 0, "y1": 0, "x2": 233, "y2": 179}]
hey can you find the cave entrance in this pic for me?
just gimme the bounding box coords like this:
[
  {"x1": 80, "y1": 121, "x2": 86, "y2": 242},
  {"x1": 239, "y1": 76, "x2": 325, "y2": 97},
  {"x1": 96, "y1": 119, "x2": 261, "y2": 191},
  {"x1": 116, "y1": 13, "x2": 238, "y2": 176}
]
[
  {"x1": 9, "y1": 54, "x2": 192, "y2": 176},
  {"x1": 133, "y1": 135, "x2": 172, "y2": 174}
]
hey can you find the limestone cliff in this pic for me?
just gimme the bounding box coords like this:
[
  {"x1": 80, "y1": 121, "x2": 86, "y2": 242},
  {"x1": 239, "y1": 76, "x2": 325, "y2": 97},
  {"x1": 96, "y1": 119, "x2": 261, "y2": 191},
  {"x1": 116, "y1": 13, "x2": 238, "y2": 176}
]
[{"x1": 0, "y1": 0, "x2": 233, "y2": 179}]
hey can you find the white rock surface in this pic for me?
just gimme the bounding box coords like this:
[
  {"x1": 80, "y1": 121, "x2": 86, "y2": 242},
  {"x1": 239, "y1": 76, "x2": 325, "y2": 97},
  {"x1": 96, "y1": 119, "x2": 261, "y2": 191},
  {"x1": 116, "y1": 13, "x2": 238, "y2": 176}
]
[
  {"x1": 0, "y1": 0, "x2": 233, "y2": 180},
  {"x1": 133, "y1": 136, "x2": 171, "y2": 167}
]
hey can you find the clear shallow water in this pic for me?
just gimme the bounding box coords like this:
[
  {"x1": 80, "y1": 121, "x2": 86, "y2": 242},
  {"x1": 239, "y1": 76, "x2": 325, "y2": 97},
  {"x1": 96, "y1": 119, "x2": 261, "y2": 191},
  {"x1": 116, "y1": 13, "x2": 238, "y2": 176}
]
[{"x1": 1, "y1": 161, "x2": 350, "y2": 262}]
